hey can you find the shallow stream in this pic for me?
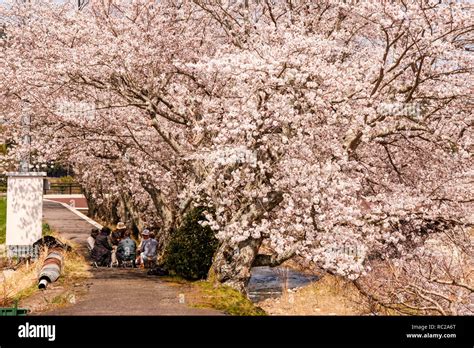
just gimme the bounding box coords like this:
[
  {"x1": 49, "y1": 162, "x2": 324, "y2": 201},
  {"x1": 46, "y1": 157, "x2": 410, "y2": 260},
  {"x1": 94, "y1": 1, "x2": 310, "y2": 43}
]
[{"x1": 247, "y1": 266, "x2": 319, "y2": 302}]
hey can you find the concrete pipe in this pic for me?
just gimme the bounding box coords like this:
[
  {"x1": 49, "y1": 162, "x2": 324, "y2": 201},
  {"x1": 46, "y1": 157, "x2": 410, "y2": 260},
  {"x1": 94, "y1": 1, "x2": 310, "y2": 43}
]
[{"x1": 38, "y1": 248, "x2": 64, "y2": 289}]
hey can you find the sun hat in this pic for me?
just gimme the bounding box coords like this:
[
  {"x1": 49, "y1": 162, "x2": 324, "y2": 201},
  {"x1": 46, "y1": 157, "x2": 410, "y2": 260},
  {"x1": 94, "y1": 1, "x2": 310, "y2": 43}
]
[
  {"x1": 116, "y1": 222, "x2": 126, "y2": 230},
  {"x1": 141, "y1": 229, "x2": 150, "y2": 236}
]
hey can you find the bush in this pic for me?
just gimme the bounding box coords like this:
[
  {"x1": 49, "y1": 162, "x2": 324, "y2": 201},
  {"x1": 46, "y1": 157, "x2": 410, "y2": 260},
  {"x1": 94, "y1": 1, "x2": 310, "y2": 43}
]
[{"x1": 164, "y1": 207, "x2": 218, "y2": 280}]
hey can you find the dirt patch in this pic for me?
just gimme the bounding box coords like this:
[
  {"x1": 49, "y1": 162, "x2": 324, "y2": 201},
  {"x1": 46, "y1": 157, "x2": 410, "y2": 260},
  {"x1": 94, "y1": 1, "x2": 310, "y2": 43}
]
[{"x1": 19, "y1": 281, "x2": 91, "y2": 314}]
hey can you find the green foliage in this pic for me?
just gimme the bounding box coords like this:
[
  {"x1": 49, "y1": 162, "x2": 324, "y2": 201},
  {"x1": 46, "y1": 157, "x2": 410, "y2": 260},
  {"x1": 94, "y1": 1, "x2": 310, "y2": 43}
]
[
  {"x1": 164, "y1": 207, "x2": 218, "y2": 280},
  {"x1": 160, "y1": 276, "x2": 266, "y2": 316},
  {"x1": 0, "y1": 143, "x2": 7, "y2": 155},
  {"x1": 46, "y1": 163, "x2": 72, "y2": 178},
  {"x1": 42, "y1": 223, "x2": 53, "y2": 236},
  {"x1": 193, "y1": 281, "x2": 267, "y2": 316},
  {"x1": 57, "y1": 175, "x2": 75, "y2": 184}
]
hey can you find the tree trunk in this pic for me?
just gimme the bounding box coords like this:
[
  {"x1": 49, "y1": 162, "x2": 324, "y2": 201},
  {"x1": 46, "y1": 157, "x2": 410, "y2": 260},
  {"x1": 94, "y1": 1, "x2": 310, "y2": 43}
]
[
  {"x1": 83, "y1": 188, "x2": 98, "y2": 218},
  {"x1": 83, "y1": 188, "x2": 118, "y2": 224},
  {"x1": 208, "y1": 191, "x2": 284, "y2": 294},
  {"x1": 209, "y1": 237, "x2": 263, "y2": 294},
  {"x1": 120, "y1": 191, "x2": 146, "y2": 232},
  {"x1": 140, "y1": 179, "x2": 176, "y2": 259}
]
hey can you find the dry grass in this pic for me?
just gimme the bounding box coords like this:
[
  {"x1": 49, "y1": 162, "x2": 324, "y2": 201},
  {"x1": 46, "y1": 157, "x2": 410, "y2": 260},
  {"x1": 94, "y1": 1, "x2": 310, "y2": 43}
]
[
  {"x1": 0, "y1": 253, "x2": 47, "y2": 306},
  {"x1": 0, "y1": 233, "x2": 92, "y2": 310},
  {"x1": 258, "y1": 273, "x2": 371, "y2": 315},
  {"x1": 60, "y1": 246, "x2": 92, "y2": 283}
]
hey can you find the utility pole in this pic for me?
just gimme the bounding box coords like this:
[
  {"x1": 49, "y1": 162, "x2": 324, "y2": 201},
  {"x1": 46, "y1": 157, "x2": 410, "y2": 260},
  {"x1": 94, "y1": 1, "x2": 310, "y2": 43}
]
[
  {"x1": 6, "y1": 102, "x2": 46, "y2": 259},
  {"x1": 19, "y1": 101, "x2": 31, "y2": 173},
  {"x1": 5, "y1": 0, "x2": 86, "y2": 260}
]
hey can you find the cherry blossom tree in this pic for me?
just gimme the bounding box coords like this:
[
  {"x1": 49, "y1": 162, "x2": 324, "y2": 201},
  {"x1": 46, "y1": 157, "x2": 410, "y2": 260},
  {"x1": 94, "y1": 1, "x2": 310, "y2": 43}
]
[
  {"x1": 182, "y1": 1, "x2": 473, "y2": 292},
  {"x1": 1, "y1": 0, "x2": 213, "y2": 249},
  {"x1": 1, "y1": 0, "x2": 472, "y2": 302}
]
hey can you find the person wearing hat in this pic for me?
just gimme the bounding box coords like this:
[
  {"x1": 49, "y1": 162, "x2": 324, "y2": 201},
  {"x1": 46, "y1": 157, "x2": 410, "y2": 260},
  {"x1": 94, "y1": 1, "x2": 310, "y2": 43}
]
[
  {"x1": 109, "y1": 222, "x2": 127, "y2": 267},
  {"x1": 115, "y1": 222, "x2": 127, "y2": 240},
  {"x1": 137, "y1": 229, "x2": 150, "y2": 251},
  {"x1": 136, "y1": 229, "x2": 157, "y2": 268},
  {"x1": 109, "y1": 222, "x2": 125, "y2": 245}
]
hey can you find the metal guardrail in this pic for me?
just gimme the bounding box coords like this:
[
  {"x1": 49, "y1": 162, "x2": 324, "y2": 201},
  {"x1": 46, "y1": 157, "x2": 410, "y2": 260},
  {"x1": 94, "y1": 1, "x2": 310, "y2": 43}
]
[
  {"x1": 0, "y1": 178, "x2": 82, "y2": 195},
  {"x1": 43, "y1": 184, "x2": 83, "y2": 195}
]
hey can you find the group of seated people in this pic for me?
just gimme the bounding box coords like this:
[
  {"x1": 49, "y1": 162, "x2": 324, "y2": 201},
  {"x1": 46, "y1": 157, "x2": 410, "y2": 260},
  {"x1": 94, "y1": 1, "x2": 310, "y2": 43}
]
[{"x1": 87, "y1": 222, "x2": 158, "y2": 268}]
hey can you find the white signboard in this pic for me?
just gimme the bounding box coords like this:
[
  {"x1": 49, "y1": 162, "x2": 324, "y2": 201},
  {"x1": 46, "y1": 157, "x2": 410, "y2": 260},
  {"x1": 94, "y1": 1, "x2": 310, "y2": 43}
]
[{"x1": 6, "y1": 172, "x2": 46, "y2": 247}]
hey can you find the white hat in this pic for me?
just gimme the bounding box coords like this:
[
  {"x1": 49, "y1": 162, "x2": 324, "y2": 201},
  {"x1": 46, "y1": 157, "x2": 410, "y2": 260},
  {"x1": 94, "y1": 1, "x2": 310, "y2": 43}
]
[{"x1": 141, "y1": 229, "x2": 150, "y2": 236}]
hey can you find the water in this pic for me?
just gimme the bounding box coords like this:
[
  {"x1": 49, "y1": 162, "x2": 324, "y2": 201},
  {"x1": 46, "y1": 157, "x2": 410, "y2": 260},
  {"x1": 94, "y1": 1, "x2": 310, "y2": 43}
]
[{"x1": 247, "y1": 266, "x2": 319, "y2": 302}]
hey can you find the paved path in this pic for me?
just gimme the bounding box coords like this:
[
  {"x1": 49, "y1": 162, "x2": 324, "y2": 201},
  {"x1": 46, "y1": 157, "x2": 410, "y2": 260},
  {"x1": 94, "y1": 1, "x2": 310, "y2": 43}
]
[
  {"x1": 43, "y1": 200, "x2": 91, "y2": 251},
  {"x1": 41, "y1": 201, "x2": 222, "y2": 315}
]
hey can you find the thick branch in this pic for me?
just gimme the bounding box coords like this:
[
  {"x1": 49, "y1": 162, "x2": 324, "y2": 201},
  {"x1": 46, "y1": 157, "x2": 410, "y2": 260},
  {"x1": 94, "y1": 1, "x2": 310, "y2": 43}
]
[{"x1": 252, "y1": 248, "x2": 296, "y2": 267}]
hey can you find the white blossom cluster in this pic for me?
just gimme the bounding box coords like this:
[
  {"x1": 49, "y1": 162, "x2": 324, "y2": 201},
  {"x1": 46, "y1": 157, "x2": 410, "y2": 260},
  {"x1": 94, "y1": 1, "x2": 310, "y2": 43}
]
[{"x1": 1, "y1": 0, "x2": 472, "y2": 291}]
